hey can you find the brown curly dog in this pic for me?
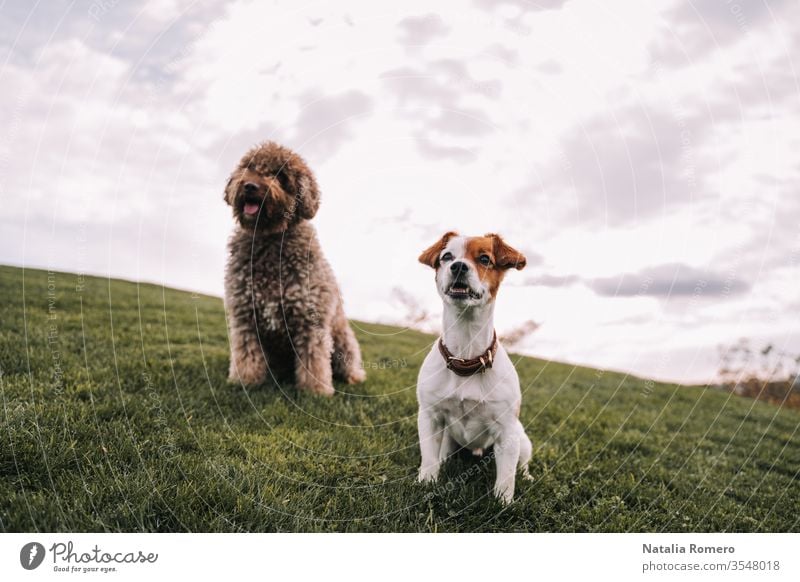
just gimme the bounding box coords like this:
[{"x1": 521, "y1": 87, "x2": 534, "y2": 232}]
[{"x1": 223, "y1": 141, "x2": 365, "y2": 396}]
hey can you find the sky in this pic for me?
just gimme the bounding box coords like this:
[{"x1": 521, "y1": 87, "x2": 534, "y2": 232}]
[{"x1": 1, "y1": 0, "x2": 798, "y2": 384}]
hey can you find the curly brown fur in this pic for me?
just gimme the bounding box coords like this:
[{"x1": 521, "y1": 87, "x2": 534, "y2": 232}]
[{"x1": 223, "y1": 141, "x2": 365, "y2": 396}]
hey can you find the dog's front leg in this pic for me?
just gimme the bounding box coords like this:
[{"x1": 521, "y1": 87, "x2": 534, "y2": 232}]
[
  {"x1": 226, "y1": 308, "x2": 268, "y2": 386},
  {"x1": 417, "y1": 409, "x2": 443, "y2": 483},
  {"x1": 493, "y1": 431, "x2": 521, "y2": 504},
  {"x1": 294, "y1": 329, "x2": 335, "y2": 396},
  {"x1": 438, "y1": 431, "x2": 456, "y2": 463}
]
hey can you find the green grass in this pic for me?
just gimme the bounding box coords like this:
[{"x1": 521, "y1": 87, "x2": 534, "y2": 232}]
[{"x1": 1, "y1": 264, "x2": 798, "y2": 532}]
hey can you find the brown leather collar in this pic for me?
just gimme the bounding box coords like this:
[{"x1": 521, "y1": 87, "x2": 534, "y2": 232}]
[{"x1": 438, "y1": 331, "x2": 498, "y2": 377}]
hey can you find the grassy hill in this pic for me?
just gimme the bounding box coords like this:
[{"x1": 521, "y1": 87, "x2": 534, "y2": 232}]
[{"x1": 1, "y1": 264, "x2": 798, "y2": 532}]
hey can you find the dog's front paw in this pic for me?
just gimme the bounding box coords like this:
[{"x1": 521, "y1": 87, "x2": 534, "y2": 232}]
[
  {"x1": 493, "y1": 484, "x2": 515, "y2": 505},
  {"x1": 228, "y1": 358, "x2": 268, "y2": 386},
  {"x1": 345, "y1": 368, "x2": 367, "y2": 385},
  {"x1": 314, "y1": 384, "x2": 336, "y2": 397},
  {"x1": 417, "y1": 466, "x2": 440, "y2": 484},
  {"x1": 299, "y1": 380, "x2": 335, "y2": 397}
]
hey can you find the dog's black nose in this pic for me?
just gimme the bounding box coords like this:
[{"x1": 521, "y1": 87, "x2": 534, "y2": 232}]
[
  {"x1": 243, "y1": 182, "x2": 259, "y2": 194},
  {"x1": 450, "y1": 261, "x2": 469, "y2": 275}
]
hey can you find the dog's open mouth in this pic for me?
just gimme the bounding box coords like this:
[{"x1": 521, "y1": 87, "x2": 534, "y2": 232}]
[
  {"x1": 242, "y1": 195, "x2": 263, "y2": 217},
  {"x1": 446, "y1": 282, "x2": 481, "y2": 300}
]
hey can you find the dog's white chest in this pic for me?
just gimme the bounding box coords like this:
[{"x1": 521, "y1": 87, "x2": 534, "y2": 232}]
[
  {"x1": 437, "y1": 395, "x2": 505, "y2": 450},
  {"x1": 417, "y1": 344, "x2": 521, "y2": 450}
]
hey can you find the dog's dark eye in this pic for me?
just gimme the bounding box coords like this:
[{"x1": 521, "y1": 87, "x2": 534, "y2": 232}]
[
  {"x1": 441, "y1": 252, "x2": 454, "y2": 263},
  {"x1": 479, "y1": 254, "x2": 492, "y2": 266}
]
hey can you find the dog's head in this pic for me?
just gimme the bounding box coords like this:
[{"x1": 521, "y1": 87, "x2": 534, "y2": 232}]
[
  {"x1": 419, "y1": 232, "x2": 527, "y2": 308},
  {"x1": 224, "y1": 141, "x2": 320, "y2": 233}
]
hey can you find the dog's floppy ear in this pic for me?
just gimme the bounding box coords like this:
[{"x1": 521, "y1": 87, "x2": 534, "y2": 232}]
[
  {"x1": 223, "y1": 175, "x2": 236, "y2": 206},
  {"x1": 295, "y1": 172, "x2": 320, "y2": 219},
  {"x1": 419, "y1": 231, "x2": 458, "y2": 269},
  {"x1": 279, "y1": 152, "x2": 320, "y2": 220},
  {"x1": 487, "y1": 233, "x2": 527, "y2": 270}
]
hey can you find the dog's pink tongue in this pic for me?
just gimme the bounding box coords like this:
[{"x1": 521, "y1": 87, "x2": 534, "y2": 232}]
[{"x1": 244, "y1": 202, "x2": 260, "y2": 216}]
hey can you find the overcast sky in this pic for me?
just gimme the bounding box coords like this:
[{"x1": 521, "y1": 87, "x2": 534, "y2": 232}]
[{"x1": 2, "y1": 0, "x2": 798, "y2": 383}]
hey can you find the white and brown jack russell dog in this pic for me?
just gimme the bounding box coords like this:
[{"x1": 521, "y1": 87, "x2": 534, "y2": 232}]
[{"x1": 416, "y1": 231, "x2": 532, "y2": 504}]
